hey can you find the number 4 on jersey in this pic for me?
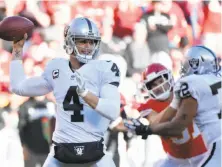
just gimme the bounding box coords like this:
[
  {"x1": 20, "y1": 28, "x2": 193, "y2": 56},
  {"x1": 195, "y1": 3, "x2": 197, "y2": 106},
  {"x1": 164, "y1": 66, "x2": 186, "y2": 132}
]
[
  {"x1": 63, "y1": 86, "x2": 84, "y2": 122},
  {"x1": 111, "y1": 63, "x2": 120, "y2": 76}
]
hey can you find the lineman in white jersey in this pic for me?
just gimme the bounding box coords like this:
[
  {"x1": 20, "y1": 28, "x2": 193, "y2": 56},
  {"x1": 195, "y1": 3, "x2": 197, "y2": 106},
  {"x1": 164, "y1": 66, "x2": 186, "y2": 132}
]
[
  {"x1": 125, "y1": 46, "x2": 221, "y2": 167},
  {"x1": 10, "y1": 17, "x2": 120, "y2": 167}
]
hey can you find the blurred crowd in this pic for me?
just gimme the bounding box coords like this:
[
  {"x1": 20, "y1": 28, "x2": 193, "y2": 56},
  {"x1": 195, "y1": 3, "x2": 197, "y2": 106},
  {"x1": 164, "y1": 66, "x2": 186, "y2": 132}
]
[{"x1": 0, "y1": 0, "x2": 221, "y2": 167}]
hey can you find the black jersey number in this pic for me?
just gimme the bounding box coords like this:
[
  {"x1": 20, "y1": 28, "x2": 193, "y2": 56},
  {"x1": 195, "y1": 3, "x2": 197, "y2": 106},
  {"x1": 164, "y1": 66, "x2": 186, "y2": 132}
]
[
  {"x1": 210, "y1": 81, "x2": 221, "y2": 95},
  {"x1": 180, "y1": 83, "x2": 191, "y2": 98},
  {"x1": 63, "y1": 86, "x2": 84, "y2": 122},
  {"x1": 111, "y1": 63, "x2": 120, "y2": 77},
  {"x1": 210, "y1": 81, "x2": 222, "y2": 119}
]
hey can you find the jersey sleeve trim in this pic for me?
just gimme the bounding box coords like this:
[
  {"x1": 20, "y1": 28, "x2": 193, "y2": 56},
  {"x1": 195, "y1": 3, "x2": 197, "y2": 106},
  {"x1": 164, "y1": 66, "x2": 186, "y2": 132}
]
[{"x1": 109, "y1": 82, "x2": 120, "y2": 87}]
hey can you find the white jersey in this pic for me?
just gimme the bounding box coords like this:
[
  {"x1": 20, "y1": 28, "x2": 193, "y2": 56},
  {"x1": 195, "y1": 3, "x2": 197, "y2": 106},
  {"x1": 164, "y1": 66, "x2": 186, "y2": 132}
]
[
  {"x1": 175, "y1": 74, "x2": 221, "y2": 146},
  {"x1": 10, "y1": 58, "x2": 120, "y2": 143},
  {"x1": 216, "y1": 74, "x2": 222, "y2": 111}
]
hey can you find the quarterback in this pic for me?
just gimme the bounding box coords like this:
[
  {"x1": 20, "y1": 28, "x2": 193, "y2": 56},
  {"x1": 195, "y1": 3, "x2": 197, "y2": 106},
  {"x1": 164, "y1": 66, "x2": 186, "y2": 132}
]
[
  {"x1": 10, "y1": 17, "x2": 120, "y2": 167},
  {"x1": 125, "y1": 46, "x2": 221, "y2": 167}
]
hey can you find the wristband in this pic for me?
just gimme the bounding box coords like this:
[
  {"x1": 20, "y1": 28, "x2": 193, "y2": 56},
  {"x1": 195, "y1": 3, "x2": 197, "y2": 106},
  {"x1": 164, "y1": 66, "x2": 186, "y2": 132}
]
[{"x1": 79, "y1": 89, "x2": 88, "y2": 97}]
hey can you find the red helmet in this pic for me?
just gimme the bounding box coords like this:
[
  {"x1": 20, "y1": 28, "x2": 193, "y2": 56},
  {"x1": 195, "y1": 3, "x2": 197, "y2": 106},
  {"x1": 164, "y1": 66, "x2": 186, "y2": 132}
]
[{"x1": 142, "y1": 63, "x2": 174, "y2": 100}]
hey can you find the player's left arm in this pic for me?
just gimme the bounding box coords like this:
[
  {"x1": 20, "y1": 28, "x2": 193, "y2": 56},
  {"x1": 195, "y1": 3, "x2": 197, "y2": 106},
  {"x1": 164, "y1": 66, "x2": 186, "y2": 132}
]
[
  {"x1": 75, "y1": 61, "x2": 121, "y2": 121},
  {"x1": 81, "y1": 83, "x2": 120, "y2": 121},
  {"x1": 149, "y1": 97, "x2": 197, "y2": 136}
]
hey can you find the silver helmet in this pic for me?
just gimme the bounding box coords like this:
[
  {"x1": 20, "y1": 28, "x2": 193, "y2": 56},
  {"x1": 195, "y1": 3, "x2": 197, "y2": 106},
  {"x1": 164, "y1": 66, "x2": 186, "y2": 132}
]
[
  {"x1": 180, "y1": 45, "x2": 219, "y2": 76},
  {"x1": 64, "y1": 17, "x2": 101, "y2": 63}
]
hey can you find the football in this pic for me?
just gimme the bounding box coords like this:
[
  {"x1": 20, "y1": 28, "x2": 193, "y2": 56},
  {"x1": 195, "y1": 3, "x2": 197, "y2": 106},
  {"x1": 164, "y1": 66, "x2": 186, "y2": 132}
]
[{"x1": 0, "y1": 16, "x2": 34, "y2": 41}]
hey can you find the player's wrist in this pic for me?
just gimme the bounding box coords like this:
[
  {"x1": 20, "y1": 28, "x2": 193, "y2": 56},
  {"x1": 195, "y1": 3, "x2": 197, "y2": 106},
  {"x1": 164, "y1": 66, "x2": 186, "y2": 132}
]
[
  {"x1": 136, "y1": 125, "x2": 153, "y2": 140},
  {"x1": 142, "y1": 128, "x2": 152, "y2": 139},
  {"x1": 77, "y1": 88, "x2": 89, "y2": 97}
]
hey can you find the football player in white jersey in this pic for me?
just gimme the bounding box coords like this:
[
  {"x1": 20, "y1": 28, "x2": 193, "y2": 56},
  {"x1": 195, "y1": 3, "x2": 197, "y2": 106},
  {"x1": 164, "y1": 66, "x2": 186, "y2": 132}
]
[
  {"x1": 125, "y1": 46, "x2": 221, "y2": 167},
  {"x1": 10, "y1": 17, "x2": 120, "y2": 167}
]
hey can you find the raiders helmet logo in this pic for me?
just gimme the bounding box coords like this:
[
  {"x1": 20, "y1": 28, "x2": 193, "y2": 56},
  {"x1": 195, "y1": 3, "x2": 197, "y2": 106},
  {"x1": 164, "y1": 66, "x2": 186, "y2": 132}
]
[{"x1": 189, "y1": 58, "x2": 199, "y2": 70}]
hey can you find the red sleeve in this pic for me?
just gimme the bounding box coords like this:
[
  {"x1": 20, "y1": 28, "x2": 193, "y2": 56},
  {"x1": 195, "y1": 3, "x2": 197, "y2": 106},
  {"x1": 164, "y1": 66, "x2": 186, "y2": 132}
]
[
  {"x1": 137, "y1": 99, "x2": 170, "y2": 113},
  {"x1": 137, "y1": 99, "x2": 154, "y2": 112}
]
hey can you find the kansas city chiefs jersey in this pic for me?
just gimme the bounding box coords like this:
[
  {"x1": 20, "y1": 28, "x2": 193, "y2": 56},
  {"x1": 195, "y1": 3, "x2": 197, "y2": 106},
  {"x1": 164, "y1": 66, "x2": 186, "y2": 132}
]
[
  {"x1": 175, "y1": 74, "x2": 221, "y2": 146},
  {"x1": 42, "y1": 58, "x2": 120, "y2": 143}
]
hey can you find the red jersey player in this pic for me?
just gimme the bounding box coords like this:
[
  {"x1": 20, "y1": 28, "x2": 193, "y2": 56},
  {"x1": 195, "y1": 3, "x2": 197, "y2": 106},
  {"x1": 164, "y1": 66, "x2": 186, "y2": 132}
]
[{"x1": 135, "y1": 63, "x2": 209, "y2": 166}]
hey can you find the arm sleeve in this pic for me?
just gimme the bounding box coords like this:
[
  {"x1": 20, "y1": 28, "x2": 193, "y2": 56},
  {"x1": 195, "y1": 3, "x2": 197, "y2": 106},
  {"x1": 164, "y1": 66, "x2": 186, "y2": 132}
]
[
  {"x1": 95, "y1": 83, "x2": 120, "y2": 121},
  {"x1": 95, "y1": 61, "x2": 121, "y2": 121},
  {"x1": 10, "y1": 60, "x2": 53, "y2": 96}
]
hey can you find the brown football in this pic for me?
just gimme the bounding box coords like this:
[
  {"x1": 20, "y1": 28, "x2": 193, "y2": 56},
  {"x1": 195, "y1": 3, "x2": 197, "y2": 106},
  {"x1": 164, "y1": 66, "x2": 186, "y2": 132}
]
[{"x1": 0, "y1": 16, "x2": 34, "y2": 41}]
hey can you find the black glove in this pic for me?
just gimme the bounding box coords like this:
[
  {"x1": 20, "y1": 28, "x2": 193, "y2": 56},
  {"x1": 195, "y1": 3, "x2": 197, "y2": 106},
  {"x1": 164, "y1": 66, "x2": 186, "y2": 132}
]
[{"x1": 124, "y1": 118, "x2": 153, "y2": 140}]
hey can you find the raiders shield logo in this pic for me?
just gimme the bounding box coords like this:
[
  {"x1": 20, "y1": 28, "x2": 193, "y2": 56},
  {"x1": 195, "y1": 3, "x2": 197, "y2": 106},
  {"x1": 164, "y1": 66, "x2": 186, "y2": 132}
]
[
  {"x1": 189, "y1": 58, "x2": 199, "y2": 70},
  {"x1": 74, "y1": 146, "x2": 85, "y2": 156}
]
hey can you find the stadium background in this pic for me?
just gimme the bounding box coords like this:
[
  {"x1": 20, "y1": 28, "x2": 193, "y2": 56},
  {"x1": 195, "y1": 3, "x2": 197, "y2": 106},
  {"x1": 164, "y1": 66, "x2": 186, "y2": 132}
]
[{"x1": 0, "y1": 0, "x2": 221, "y2": 167}]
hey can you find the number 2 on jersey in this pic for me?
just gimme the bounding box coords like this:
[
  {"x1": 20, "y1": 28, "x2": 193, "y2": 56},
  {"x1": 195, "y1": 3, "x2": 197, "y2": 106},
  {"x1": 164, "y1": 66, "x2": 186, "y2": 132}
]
[
  {"x1": 63, "y1": 86, "x2": 84, "y2": 122},
  {"x1": 180, "y1": 83, "x2": 191, "y2": 97}
]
